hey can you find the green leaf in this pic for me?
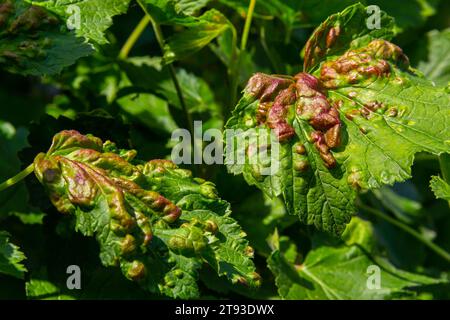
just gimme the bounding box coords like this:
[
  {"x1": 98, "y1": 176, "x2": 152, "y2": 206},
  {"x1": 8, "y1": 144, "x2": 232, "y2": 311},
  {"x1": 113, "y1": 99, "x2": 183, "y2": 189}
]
[
  {"x1": 221, "y1": 0, "x2": 438, "y2": 36},
  {"x1": 27, "y1": 0, "x2": 132, "y2": 44},
  {"x1": 0, "y1": 231, "x2": 27, "y2": 279},
  {"x1": 26, "y1": 273, "x2": 75, "y2": 300},
  {"x1": 0, "y1": 0, "x2": 93, "y2": 76},
  {"x1": 117, "y1": 93, "x2": 179, "y2": 135},
  {"x1": 163, "y1": 9, "x2": 231, "y2": 64},
  {"x1": 225, "y1": 5, "x2": 450, "y2": 235},
  {"x1": 267, "y1": 218, "x2": 444, "y2": 299},
  {"x1": 142, "y1": 160, "x2": 259, "y2": 286},
  {"x1": 173, "y1": 0, "x2": 211, "y2": 16},
  {"x1": 32, "y1": 130, "x2": 258, "y2": 299},
  {"x1": 417, "y1": 29, "x2": 450, "y2": 87},
  {"x1": 121, "y1": 57, "x2": 223, "y2": 127},
  {"x1": 430, "y1": 176, "x2": 450, "y2": 201},
  {"x1": 373, "y1": 186, "x2": 423, "y2": 224},
  {"x1": 233, "y1": 193, "x2": 295, "y2": 256},
  {"x1": 8, "y1": 211, "x2": 46, "y2": 225}
]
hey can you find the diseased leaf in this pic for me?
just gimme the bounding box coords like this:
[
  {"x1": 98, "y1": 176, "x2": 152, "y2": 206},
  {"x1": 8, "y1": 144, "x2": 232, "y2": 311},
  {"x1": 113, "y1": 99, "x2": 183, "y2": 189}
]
[
  {"x1": 220, "y1": 0, "x2": 438, "y2": 37},
  {"x1": 0, "y1": 0, "x2": 93, "y2": 76},
  {"x1": 303, "y1": 3, "x2": 396, "y2": 72},
  {"x1": 32, "y1": 130, "x2": 259, "y2": 299},
  {"x1": 27, "y1": 0, "x2": 132, "y2": 44},
  {"x1": 267, "y1": 218, "x2": 444, "y2": 299},
  {"x1": 225, "y1": 4, "x2": 450, "y2": 235},
  {"x1": 0, "y1": 231, "x2": 27, "y2": 279},
  {"x1": 430, "y1": 176, "x2": 450, "y2": 201}
]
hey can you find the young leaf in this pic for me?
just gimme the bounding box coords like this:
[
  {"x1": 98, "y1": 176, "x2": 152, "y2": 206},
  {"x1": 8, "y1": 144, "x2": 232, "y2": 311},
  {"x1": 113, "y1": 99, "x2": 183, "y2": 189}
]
[
  {"x1": 163, "y1": 9, "x2": 231, "y2": 64},
  {"x1": 32, "y1": 130, "x2": 258, "y2": 299},
  {"x1": 267, "y1": 218, "x2": 444, "y2": 299},
  {"x1": 27, "y1": 0, "x2": 132, "y2": 44},
  {"x1": 0, "y1": 231, "x2": 27, "y2": 279},
  {"x1": 0, "y1": 0, "x2": 93, "y2": 76},
  {"x1": 430, "y1": 176, "x2": 450, "y2": 201},
  {"x1": 225, "y1": 4, "x2": 450, "y2": 235}
]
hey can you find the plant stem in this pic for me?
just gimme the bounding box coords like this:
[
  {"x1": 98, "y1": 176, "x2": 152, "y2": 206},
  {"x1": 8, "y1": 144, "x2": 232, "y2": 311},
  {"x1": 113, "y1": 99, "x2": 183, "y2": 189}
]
[
  {"x1": 228, "y1": 0, "x2": 257, "y2": 110},
  {"x1": 118, "y1": 15, "x2": 151, "y2": 59},
  {"x1": 137, "y1": 0, "x2": 198, "y2": 174},
  {"x1": 358, "y1": 202, "x2": 450, "y2": 264},
  {"x1": 0, "y1": 163, "x2": 34, "y2": 193},
  {"x1": 138, "y1": 1, "x2": 194, "y2": 136},
  {"x1": 240, "y1": 0, "x2": 257, "y2": 52}
]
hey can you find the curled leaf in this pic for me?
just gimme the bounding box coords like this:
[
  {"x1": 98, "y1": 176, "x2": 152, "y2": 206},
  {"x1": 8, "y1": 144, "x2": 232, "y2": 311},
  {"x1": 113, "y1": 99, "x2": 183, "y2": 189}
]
[{"x1": 33, "y1": 130, "x2": 258, "y2": 299}]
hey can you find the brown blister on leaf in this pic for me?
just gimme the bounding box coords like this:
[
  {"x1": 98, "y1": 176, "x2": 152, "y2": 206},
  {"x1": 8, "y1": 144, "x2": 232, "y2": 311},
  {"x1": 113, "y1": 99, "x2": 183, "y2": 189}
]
[
  {"x1": 320, "y1": 40, "x2": 408, "y2": 89},
  {"x1": 243, "y1": 71, "x2": 342, "y2": 167},
  {"x1": 311, "y1": 131, "x2": 337, "y2": 168}
]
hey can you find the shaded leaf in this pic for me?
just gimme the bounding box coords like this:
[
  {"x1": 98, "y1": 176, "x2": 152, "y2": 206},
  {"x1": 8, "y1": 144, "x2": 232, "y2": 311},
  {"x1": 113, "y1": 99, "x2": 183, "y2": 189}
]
[
  {"x1": 267, "y1": 218, "x2": 444, "y2": 299},
  {"x1": 417, "y1": 28, "x2": 450, "y2": 87},
  {"x1": 0, "y1": 231, "x2": 27, "y2": 279},
  {"x1": 0, "y1": 0, "x2": 93, "y2": 76},
  {"x1": 117, "y1": 93, "x2": 179, "y2": 135},
  {"x1": 163, "y1": 9, "x2": 231, "y2": 64}
]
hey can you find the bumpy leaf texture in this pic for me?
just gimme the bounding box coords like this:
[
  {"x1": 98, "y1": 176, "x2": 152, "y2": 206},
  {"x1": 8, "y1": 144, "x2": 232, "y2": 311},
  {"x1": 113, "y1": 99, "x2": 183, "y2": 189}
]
[
  {"x1": 33, "y1": 130, "x2": 259, "y2": 299},
  {"x1": 0, "y1": 0, "x2": 93, "y2": 76},
  {"x1": 225, "y1": 4, "x2": 450, "y2": 235}
]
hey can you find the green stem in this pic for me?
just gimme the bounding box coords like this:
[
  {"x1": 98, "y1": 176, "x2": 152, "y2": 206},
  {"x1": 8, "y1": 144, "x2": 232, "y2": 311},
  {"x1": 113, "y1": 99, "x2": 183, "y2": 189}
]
[
  {"x1": 118, "y1": 15, "x2": 151, "y2": 59},
  {"x1": 0, "y1": 163, "x2": 34, "y2": 193},
  {"x1": 228, "y1": 0, "x2": 257, "y2": 111},
  {"x1": 358, "y1": 202, "x2": 450, "y2": 264},
  {"x1": 138, "y1": 1, "x2": 193, "y2": 136},
  {"x1": 137, "y1": 0, "x2": 198, "y2": 174}
]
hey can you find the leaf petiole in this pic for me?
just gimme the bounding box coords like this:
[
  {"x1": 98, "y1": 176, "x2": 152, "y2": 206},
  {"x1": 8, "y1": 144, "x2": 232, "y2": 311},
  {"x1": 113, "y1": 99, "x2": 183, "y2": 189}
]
[
  {"x1": 358, "y1": 201, "x2": 450, "y2": 264},
  {"x1": 118, "y1": 15, "x2": 151, "y2": 59},
  {"x1": 0, "y1": 163, "x2": 34, "y2": 193}
]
